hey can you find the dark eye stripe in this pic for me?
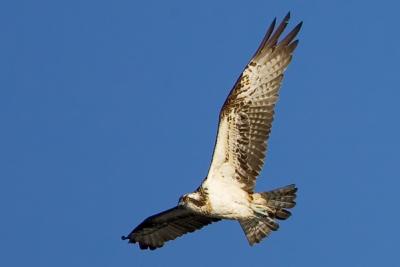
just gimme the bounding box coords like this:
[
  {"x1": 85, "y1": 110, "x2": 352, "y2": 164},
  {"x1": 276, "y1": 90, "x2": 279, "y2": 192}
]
[{"x1": 189, "y1": 197, "x2": 205, "y2": 206}]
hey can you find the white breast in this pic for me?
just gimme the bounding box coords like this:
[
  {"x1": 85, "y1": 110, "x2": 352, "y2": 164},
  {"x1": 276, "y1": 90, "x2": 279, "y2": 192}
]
[{"x1": 203, "y1": 163, "x2": 253, "y2": 219}]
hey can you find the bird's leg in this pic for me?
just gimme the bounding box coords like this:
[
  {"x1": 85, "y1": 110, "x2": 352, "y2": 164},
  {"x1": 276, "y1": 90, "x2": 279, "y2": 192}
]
[{"x1": 251, "y1": 203, "x2": 274, "y2": 217}]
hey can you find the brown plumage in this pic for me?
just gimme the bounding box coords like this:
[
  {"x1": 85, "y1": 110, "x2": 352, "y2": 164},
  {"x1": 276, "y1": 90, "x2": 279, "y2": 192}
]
[
  {"x1": 122, "y1": 12, "x2": 302, "y2": 250},
  {"x1": 122, "y1": 207, "x2": 220, "y2": 250},
  {"x1": 240, "y1": 184, "x2": 297, "y2": 245},
  {"x1": 211, "y1": 12, "x2": 302, "y2": 192}
]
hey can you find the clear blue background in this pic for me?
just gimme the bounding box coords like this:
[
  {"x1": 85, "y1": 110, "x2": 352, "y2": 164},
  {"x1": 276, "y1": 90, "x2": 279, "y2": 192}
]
[{"x1": 1, "y1": 1, "x2": 399, "y2": 266}]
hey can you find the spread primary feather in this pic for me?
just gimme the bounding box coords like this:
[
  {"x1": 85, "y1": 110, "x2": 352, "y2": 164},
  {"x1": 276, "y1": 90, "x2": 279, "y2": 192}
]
[{"x1": 122, "y1": 12, "x2": 302, "y2": 250}]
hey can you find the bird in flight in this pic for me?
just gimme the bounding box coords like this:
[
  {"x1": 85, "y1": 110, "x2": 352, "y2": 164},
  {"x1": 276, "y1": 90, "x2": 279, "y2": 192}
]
[{"x1": 122, "y1": 13, "x2": 302, "y2": 250}]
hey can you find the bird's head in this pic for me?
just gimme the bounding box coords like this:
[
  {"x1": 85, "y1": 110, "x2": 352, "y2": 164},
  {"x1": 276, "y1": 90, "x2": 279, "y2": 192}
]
[{"x1": 178, "y1": 191, "x2": 205, "y2": 210}]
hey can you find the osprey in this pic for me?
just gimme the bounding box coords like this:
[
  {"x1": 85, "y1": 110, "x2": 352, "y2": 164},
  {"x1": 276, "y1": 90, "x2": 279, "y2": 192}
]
[{"x1": 122, "y1": 13, "x2": 302, "y2": 250}]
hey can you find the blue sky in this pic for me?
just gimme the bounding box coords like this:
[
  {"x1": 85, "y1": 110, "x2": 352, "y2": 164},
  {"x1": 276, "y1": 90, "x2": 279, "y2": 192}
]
[{"x1": 1, "y1": 0, "x2": 400, "y2": 266}]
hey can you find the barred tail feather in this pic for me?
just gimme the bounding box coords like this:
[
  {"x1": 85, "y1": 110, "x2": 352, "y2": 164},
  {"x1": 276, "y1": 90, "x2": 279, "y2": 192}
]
[
  {"x1": 261, "y1": 184, "x2": 297, "y2": 210},
  {"x1": 239, "y1": 219, "x2": 274, "y2": 246},
  {"x1": 240, "y1": 184, "x2": 297, "y2": 245}
]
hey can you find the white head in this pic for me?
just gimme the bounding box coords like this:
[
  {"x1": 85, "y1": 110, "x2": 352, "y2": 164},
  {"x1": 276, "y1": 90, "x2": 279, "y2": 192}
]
[{"x1": 178, "y1": 191, "x2": 205, "y2": 212}]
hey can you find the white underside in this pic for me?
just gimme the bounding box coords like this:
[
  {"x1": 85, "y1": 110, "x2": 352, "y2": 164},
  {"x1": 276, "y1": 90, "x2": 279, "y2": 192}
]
[{"x1": 202, "y1": 162, "x2": 254, "y2": 220}]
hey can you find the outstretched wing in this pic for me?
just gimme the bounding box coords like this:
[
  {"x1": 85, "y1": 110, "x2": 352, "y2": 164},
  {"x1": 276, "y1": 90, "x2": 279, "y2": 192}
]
[
  {"x1": 204, "y1": 13, "x2": 302, "y2": 193},
  {"x1": 121, "y1": 206, "x2": 220, "y2": 250}
]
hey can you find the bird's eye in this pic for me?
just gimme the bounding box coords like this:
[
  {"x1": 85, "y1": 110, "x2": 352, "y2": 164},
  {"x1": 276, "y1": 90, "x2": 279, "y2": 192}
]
[{"x1": 178, "y1": 195, "x2": 187, "y2": 203}]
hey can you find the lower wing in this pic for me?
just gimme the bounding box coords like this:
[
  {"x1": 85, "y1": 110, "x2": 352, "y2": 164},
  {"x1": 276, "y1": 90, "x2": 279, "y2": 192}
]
[{"x1": 122, "y1": 206, "x2": 220, "y2": 250}]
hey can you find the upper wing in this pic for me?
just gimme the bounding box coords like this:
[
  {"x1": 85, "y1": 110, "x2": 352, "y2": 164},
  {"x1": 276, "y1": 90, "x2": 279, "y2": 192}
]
[
  {"x1": 121, "y1": 206, "x2": 220, "y2": 250},
  {"x1": 205, "y1": 13, "x2": 302, "y2": 193}
]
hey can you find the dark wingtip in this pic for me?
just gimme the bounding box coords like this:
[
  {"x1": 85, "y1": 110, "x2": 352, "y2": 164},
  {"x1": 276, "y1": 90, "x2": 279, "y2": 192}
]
[
  {"x1": 297, "y1": 21, "x2": 303, "y2": 31},
  {"x1": 284, "y1": 11, "x2": 291, "y2": 22}
]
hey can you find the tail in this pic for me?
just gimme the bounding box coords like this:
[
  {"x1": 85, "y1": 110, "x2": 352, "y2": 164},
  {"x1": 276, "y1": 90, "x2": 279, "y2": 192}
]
[{"x1": 239, "y1": 184, "x2": 297, "y2": 245}]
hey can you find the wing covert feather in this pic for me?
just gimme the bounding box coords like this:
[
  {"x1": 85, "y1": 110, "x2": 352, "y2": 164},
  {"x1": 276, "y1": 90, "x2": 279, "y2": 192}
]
[
  {"x1": 121, "y1": 207, "x2": 220, "y2": 250},
  {"x1": 205, "y1": 13, "x2": 302, "y2": 192}
]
